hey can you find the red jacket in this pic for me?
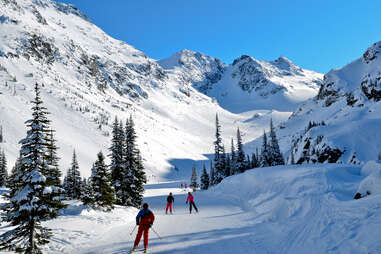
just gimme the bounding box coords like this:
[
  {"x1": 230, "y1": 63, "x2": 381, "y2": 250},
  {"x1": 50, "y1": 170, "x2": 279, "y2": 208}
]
[
  {"x1": 186, "y1": 194, "x2": 194, "y2": 203},
  {"x1": 136, "y1": 209, "x2": 155, "y2": 226}
]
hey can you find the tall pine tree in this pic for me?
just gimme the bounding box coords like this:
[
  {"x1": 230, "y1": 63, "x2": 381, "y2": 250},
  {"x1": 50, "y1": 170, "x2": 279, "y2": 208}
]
[
  {"x1": 64, "y1": 150, "x2": 82, "y2": 199},
  {"x1": 236, "y1": 127, "x2": 246, "y2": 173},
  {"x1": 0, "y1": 83, "x2": 65, "y2": 253},
  {"x1": 213, "y1": 114, "x2": 225, "y2": 184},
  {"x1": 260, "y1": 131, "x2": 270, "y2": 167},
  {"x1": 109, "y1": 117, "x2": 125, "y2": 204},
  {"x1": 91, "y1": 151, "x2": 115, "y2": 210},
  {"x1": 225, "y1": 154, "x2": 232, "y2": 177},
  {"x1": 122, "y1": 116, "x2": 146, "y2": 208},
  {"x1": 200, "y1": 164, "x2": 209, "y2": 190},
  {"x1": 42, "y1": 129, "x2": 66, "y2": 217},
  {"x1": 209, "y1": 160, "x2": 215, "y2": 187},
  {"x1": 0, "y1": 148, "x2": 8, "y2": 186},
  {"x1": 190, "y1": 166, "x2": 198, "y2": 190},
  {"x1": 251, "y1": 152, "x2": 259, "y2": 168},
  {"x1": 230, "y1": 138, "x2": 237, "y2": 175},
  {"x1": 268, "y1": 119, "x2": 284, "y2": 166}
]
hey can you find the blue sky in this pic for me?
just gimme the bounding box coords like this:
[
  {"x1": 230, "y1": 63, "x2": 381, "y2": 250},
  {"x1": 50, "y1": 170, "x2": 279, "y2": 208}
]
[{"x1": 59, "y1": 0, "x2": 381, "y2": 73}]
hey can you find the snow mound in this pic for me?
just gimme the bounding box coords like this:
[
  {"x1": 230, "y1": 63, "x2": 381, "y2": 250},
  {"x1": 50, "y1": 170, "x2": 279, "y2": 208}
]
[
  {"x1": 356, "y1": 160, "x2": 381, "y2": 197},
  {"x1": 209, "y1": 164, "x2": 381, "y2": 253}
]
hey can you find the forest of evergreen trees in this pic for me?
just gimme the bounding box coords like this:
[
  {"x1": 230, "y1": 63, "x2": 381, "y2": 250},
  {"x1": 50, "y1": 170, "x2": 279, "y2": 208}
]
[
  {"x1": 0, "y1": 83, "x2": 146, "y2": 253},
  {"x1": 199, "y1": 114, "x2": 284, "y2": 190}
]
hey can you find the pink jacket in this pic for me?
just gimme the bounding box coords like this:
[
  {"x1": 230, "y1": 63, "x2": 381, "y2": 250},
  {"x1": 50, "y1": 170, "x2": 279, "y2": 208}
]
[{"x1": 186, "y1": 194, "x2": 194, "y2": 203}]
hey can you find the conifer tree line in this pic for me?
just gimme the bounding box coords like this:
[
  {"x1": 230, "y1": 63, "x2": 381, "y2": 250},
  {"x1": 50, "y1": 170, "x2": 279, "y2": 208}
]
[
  {"x1": 62, "y1": 115, "x2": 146, "y2": 210},
  {"x1": 107, "y1": 115, "x2": 146, "y2": 208},
  {"x1": 0, "y1": 83, "x2": 147, "y2": 252},
  {"x1": 201, "y1": 114, "x2": 284, "y2": 190}
]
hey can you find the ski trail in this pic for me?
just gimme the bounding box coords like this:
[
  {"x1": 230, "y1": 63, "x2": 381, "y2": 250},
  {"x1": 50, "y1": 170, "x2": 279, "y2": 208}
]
[{"x1": 75, "y1": 181, "x2": 266, "y2": 254}]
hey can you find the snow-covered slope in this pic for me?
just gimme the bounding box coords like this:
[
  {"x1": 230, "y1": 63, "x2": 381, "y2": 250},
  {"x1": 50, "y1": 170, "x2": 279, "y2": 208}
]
[
  {"x1": 159, "y1": 51, "x2": 323, "y2": 113},
  {"x1": 0, "y1": 0, "x2": 293, "y2": 179},
  {"x1": 252, "y1": 41, "x2": 381, "y2": 165},
  {"x1": 2, "y1": 163, "x2": 380, "y2": 253}
]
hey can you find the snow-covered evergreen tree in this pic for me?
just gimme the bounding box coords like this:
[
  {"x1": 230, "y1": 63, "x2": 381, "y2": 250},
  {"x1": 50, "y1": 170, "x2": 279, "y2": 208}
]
[
  {"x1": 220, "y1": 145, "x2": 227, "y2": 177},
  {"x1": 44, "y1": 129, "x2": 66, "y2": 215},
  {"x1": 209, "y1": 160, "x2": 215, "y2": 187},
  {"x1": 268, "y1": 119, "x2": 284, "y2": 166},
  {"x1": 200, "y1": 164, "x2": 209, "y2": 190},
  {"x1": 236, "y1": 127, "x2": 246, "y2": 173},
  {"x1": 91, "y1": 151, "x2": 115, "y2": 210},
  {"x1": 121, "y1": 116, "x2": 146, "y2": 208},
  {"x1": 64, "y1": 150, "x2": 82, "y2": 199},
  {"x1": 109, "y1": 117, "x2": 125, "y2": 204},
  {"x1": 0, "y1": 83, "x2": 65, "y2": 253},
  {"x1": 230, "y1": 138, "x2": 237, "y2": 174},
  {"x1": 190, "y1": 166, "x2": 198, "y2": 190},
  {"x1": 260, "y1": 131, "x2": 270, "y2": 167},
  {"x1": 81, "y1": 177, "x2": 95, "y2": 206},
  {"x1": 213, "y1": 114, "x2": 225, "y2": 184},
  {"x1": 251, "y1": 152, "x2": 259, "y2": 168},
  {"x1": 0, "y1": 148, "x2": 8, "y2": 186},
  {"x1": 225, "y1": 154, "x2": 232, "y2": 177}
]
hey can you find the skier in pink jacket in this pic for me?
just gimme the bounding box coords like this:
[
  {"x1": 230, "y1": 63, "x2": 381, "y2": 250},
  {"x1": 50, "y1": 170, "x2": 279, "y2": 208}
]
[{"x1": 186, "y1": 192, "x2": 198, "y2": 214}]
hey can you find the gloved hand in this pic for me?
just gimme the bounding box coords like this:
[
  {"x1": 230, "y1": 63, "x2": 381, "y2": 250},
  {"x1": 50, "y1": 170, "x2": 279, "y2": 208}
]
[
  {"x1": 186, "y1": 202, "x2": 188, "y2": 204},
  {"x1": 148, "y1": 223, "x2": 153, "y2": 228},
  {"x1": 136, "y1": 221, "x2": 139, "y2": 226}
]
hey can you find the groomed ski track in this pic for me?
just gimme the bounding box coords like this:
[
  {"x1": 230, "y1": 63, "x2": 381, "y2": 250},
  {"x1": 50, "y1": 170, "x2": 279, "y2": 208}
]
[{"x1": 74, "y1": 181, "x2": 249, "y2": 254}]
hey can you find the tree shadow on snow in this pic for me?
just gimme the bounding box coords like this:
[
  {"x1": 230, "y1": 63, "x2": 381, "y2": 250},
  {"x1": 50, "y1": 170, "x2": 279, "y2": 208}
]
[{"x1": 84, "y1": 225, "x2": 272, "y2": 254}]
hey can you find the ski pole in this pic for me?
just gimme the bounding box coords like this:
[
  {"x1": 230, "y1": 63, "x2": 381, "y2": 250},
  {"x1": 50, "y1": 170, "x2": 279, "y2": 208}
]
[
  {"x1": 130, "y1": 225, "x2": 137, "y2": 235},
  {"x1": 151, "y1": 227, "x2": 162, "y2": 240}
]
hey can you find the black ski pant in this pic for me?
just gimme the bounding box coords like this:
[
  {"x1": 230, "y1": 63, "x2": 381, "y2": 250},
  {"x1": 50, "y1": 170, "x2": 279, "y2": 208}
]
[{"x1": 189, "y1": 201, "x2": 198, "y2": 213}]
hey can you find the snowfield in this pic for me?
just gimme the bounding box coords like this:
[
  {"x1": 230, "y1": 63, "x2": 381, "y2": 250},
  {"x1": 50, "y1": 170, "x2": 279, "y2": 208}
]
[{"x1": 2, "y1": 163, "x2": 380, "y2": 253}]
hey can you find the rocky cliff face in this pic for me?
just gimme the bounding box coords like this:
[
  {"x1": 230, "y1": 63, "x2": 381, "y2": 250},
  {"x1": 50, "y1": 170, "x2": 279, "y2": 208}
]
[{"x1": 280, "y1": 41, "x2": 381, "y2": 164}]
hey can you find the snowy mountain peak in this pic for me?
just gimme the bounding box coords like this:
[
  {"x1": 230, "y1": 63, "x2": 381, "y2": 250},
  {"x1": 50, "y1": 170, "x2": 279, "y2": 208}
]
[
  {"x1": 209, "y1": 54, "x2": 323, "y2": 112},
  {"x1": 158, "y1": 48, "x2": 225, "y2": 70},
  {"x1": 158, "y1": 49, "x2": 226, "y2": 93},
  {"x1": 271, "y1": 56, "x2": 303, "y2": 74}
]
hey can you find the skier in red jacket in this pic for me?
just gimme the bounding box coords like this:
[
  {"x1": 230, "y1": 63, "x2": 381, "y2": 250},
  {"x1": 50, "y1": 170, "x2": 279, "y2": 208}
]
[
  {"x1": 131, "y1": 203, "x2": 155, "y2": 253},
  {"x1": 186, "y1": 192, "x2": 198, "y2": 214}
]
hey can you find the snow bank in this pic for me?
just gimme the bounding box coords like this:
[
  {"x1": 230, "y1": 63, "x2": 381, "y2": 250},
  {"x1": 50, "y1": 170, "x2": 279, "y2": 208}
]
[
  {"x1": 356, "y1": 160, "x2": 381, "y2": 197},
  {"x1": 208, "y1": 164, "x2": 381, "y2": 253}
]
